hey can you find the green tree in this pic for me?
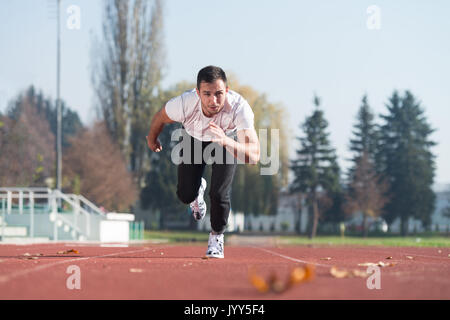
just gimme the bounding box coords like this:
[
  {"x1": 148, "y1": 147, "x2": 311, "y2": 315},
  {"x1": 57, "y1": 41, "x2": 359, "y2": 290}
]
[
  {"x1": 290, "y1": 95, "x2": 341, "y2": 238},
  {"x1": 377, "y1": 91, "x2": 436, "y2": 235},
  {"x1": 0, "y1": 90, "x2": 55, "y2": 187},
  {"x1": 345, "y1": 95, "x2": 388, "y2": 237},
  {"x1": 7, "y1": 86, "x2": 83, "y2": 149},
  {"x1": 348, "y1": 95, "x2": 379, "y2": 177},
  {"x1": 227, "y1": 77, "x2": 289, "y2": 217},
  {"x1": 139, "y1": 82, "x2": 192, "y2": 228},
  {"x1": 441, "y1": 187, "x2": 450, "y2": 226}
]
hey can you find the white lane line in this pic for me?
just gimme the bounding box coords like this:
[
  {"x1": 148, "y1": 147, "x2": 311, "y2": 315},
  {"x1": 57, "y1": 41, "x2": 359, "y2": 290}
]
[
  {"x1": 253, "y1": 247, "x2": 331, "y2": 268},
  {"x1": 0, "y1": 247, "x2": 153, "y2": 284}
]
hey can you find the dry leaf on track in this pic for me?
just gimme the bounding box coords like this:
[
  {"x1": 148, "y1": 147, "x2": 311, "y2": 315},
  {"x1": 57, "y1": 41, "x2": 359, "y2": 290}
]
[
  {"x1": 21, "y1": 253, "x2": 43, "y2": 260},
  {"x1": 57, "y1": 249, "x2": 80, "y2": 255},
  {"x1": 129, "y1": 268, "x2": 143, "y2": 273},
  {"x1": 358, "y1": 261, "x2": 394, "y2": 267},
  {"x1": 330, "y1": 266, "x2": 368, "y2": 278},
  {"x1": 248, "y1": 268, "x2": 270, "y2": 293},
  {"x1": 330, "y1": 266, "x2": 350, "y2": 278}
]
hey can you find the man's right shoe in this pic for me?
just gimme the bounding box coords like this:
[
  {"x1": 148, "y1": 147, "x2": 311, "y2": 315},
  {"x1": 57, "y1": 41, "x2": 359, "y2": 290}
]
[
  {"x1": 190, "y1": 177, "x2": 207, "y2": 221},
  {"x1": 206, "y1": 232, "x2": 224, "y2": 259}
]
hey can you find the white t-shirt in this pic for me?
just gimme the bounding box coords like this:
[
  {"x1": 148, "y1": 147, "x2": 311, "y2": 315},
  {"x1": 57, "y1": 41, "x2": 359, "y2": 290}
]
[{"x1": 165, "y1": 89, "x2": 255, "y2": 141}]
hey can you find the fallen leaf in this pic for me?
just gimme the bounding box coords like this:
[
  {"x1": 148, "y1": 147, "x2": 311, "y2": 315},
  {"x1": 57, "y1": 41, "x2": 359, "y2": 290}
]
[
  {"x1": 201, "y1": 256, "x2": 209, "y2": 260},
  {"x1": 331, "y1": 266, "x2": 368, "y2": 278},
  {"x1": 358, "y1": 261, "x2": 394, "y2": 268},
  {"x1": 129, "y1": 268, "x2": 143, "y2": 273},
  {"x1": 57, "y1": 249, "x2": 79, "y2": 255},
  {"x1": 377, "y1": 261, "x2": 395, "y2": 267},
  {"x1": 268, "y1": 272, "x2": 286, "y2": 293},
  {"x1": 288, "y1": 267, "x2": 306, "y2": 285},
  {"x1": 351, "y1": 269, "x2": 369, "y2": 278},
  {"x1": 248, "y1": 268, "x2": 270, "y2": 293},
  {"x1": 21, "y1": 253, "x2": 43, "y2": 260},
  {"x1": 320, "y1": 257, "x2": 332, "y2": 261},
  {"x1": 330, "y1": 266, "x2": 351, "y2": 278},
  {"x1": 406, "y1": 256, "x2": 414, "y2": 260},
  {"x1": 386, "y1": 256, "x2": 393, "y2": 260},
  {"x1": 304, "y1": 264, "x2": 315, "y2": 281},
  {"x1": 358, "y1": 262, "x2": 377, "y2": 267},
  {"x1": 287, "y1": 264, "x2": 315, "y2": 286}
]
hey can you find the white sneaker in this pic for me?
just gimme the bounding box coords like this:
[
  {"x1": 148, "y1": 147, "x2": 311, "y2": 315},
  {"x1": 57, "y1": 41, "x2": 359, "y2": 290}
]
[
  {"x1": 190, "y1": 178, "x2": 207, "y2": 221},
  {"x1": 206, "y1": 232, "x2": 224, "y2": 259}
]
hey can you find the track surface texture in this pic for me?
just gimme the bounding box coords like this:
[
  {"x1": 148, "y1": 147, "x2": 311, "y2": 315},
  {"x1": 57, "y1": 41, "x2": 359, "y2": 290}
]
[{"x1": 1, "y1": 238, "x2": 449, "y2": 300}]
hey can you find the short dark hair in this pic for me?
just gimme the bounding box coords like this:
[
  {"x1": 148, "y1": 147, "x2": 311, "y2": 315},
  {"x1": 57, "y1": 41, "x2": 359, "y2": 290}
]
[{"x1": 197, "y1": 65, "x2": 227, "y2": 89}]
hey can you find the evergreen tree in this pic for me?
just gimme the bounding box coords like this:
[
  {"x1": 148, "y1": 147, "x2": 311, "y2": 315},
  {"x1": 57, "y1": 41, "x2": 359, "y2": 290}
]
[
  {"x1": 377, "y1": 91, "x2": 436, "y2": 235},
  {"x1": 8, "y1": 86, "x2": 83, "y2": 148},
  {"x1": 290, "y1": 95, "x2": 340, "y2": 238},
  {"x1": 348, "y1": 95, "x2": 379, "y2": 178},
  {"x1": 346, "y1": 95, "x2": 388, "y2": 237}
]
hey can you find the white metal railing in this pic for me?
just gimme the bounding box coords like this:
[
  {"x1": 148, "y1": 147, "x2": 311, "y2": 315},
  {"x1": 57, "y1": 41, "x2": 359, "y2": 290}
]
[
  {"x1": 67, "y1": 194, "x2": 107, "y2": 217},
  {"x1": 0, "y1": 188, "x2": 106, "y2": 241}
]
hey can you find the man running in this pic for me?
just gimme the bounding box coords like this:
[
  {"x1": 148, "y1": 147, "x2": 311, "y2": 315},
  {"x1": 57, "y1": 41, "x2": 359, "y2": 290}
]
[{"x1": 146, "y1": 66, "x2": 260, "y2": 258}]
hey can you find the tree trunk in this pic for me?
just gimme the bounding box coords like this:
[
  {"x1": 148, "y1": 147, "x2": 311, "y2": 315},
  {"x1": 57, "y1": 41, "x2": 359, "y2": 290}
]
[
  {"x1": 400, "y1": 216, "x2": 409, "y2": 236},
  {"x1": 309, "y1": 195, "x2": 319, "y2": 239},
  {"x1": 296, "y1": 208, "x2": 302, "y2": 234},
  {"x1": 362, "y1": 213, "x2": 368, "y2": 238}
]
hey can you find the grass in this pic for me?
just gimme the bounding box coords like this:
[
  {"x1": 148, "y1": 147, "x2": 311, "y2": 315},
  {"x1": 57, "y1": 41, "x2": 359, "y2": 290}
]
[
  {"x1": 277, "y1": 235, "x2": 450, "y2": 247},
  {"x1": 144, "y1": 230, "x2": 210, "y2": 243},
  {"x1": 144, "y1": 230, "x2": 450, "y2": 247}
]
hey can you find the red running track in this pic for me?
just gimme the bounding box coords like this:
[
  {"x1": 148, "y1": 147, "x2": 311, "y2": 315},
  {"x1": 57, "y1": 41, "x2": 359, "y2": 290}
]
[{"x1": 0, "y1": 241, "x2": 449, "y2": 300}]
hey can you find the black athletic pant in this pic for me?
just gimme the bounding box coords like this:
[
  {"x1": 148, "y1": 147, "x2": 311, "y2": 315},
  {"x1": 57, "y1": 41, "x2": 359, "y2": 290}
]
[{"x1": 176, "y1": 131, "x2": 236, "y2": 234}]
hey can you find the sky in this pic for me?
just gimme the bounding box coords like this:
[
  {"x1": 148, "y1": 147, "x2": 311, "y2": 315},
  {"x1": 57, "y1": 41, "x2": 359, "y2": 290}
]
[{"x1": 1, "y1": 0, "x2": 450, "y2": 188}]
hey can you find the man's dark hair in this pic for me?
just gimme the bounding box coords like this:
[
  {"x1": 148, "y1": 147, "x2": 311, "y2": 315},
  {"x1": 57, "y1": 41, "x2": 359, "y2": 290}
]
[{"x1": 197, "y1": 65, "x2": 227, "y2": 89}]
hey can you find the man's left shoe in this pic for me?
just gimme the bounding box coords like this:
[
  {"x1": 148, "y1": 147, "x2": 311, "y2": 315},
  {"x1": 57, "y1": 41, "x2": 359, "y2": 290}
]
[
  {"x1": 190, "y1": 178, "x2": 207, "y2": 221},
  {"x1": 206, "y1": 232, "x2": 224, "y2": 259}
]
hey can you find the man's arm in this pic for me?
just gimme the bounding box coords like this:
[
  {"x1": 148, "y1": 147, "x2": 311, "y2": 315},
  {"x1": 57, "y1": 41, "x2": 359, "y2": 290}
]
[
  {"x1": 146, "y1": 106, "x2": 175, "y2": 152},
  {"x1": 209, "y1": 123, "x2": 260, "y2": 164}
]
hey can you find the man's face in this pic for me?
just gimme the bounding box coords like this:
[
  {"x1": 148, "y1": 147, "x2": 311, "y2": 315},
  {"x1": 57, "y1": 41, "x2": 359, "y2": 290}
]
[{"x1": 196, "y1": 79, "x2": 229, "y2": 117}]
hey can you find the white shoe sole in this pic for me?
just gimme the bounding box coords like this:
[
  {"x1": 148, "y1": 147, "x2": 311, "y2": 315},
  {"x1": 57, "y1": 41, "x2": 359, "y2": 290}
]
[{"x1": 205, "y1": 253, "x2": 224, "y2": 259}]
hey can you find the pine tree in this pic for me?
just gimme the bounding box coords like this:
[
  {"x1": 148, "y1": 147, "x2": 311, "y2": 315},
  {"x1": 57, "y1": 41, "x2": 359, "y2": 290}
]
[
  {"x1": 290, "y1": 95, "x2": 340, "y2": 238},
  {"x1": 348, "y1": 95, "x2": 379, "y2": 178},
  {"x1": 377, "y1": 91, "x2": 436, "y2": 235},
  {"x1": 346, "y1": 95, "x2": 388, "y2": 237}
]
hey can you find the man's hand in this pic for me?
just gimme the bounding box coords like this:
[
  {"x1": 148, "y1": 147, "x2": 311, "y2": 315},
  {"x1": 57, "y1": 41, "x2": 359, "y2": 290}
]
[
  {"x1": 146, "y1": 106, "x2": 175, "y2": 153},
  {"x1": 146, "y1": 135, "x2": 162, "y2": 152},
  {"x1": 209, "y1": 122, "x2": 227, "y2": 145},
  {"x1": 209, "y1": 122, "x2": 260, "y2": 164}
]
